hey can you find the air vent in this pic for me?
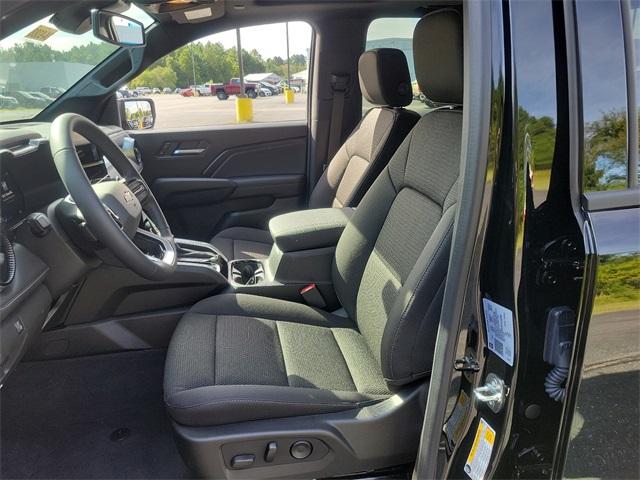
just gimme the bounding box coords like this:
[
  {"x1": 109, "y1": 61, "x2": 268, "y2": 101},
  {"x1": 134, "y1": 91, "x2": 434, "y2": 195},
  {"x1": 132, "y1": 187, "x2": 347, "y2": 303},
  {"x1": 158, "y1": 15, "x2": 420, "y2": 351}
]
[{"x1": 0, "y1": 234, "x2": 16, "y2": 286}]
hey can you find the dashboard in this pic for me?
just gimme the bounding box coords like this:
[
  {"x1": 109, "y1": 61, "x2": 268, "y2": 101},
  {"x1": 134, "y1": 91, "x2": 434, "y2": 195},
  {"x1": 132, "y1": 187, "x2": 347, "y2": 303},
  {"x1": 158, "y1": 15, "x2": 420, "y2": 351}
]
[
  {"x1": 0, "y1": 121, "x2": 140, "y2": 384},
  {"x1": 0, "y1": 122, "x2": 140, "y2": 230}
]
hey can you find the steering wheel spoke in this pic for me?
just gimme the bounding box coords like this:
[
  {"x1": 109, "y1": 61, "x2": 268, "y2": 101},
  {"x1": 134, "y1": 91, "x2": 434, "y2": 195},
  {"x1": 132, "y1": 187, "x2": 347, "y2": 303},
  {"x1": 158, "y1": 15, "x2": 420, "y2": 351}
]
[
  {"x1": 50, "y1": 113, "x2": 176, "y2": 280},
  {"x1": 134, "y1": 228, "x2": 177, "y2": 267},
  {"x1": 125, "y1": 178, "x2": 150, "y2": 206}
]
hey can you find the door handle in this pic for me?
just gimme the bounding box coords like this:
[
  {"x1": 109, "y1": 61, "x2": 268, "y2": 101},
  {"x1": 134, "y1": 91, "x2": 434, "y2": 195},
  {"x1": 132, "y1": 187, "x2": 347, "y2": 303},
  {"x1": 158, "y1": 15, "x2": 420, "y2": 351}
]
[{"x1": 172, "y1": 148, "x2": 205, "y2": 156}]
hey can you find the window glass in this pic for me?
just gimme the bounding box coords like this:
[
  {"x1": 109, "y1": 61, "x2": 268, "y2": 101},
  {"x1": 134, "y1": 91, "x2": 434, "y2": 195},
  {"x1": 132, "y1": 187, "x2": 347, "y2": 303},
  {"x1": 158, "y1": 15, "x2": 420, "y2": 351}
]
[
  {"x1": 129, "y1": 22, "x2": 312, "y2": 128},
  {"x1": 0, "y1": 5, "x2": 153, "y2": 123},
  {"x1": 365, "y1": 18, "x2": 427, "y2": 115},
  {"x1": 576, "y1": 1, "x2": 629, "y2": 191},
  {"x1": 630, "y1": 0, "x2": 640, "y2": 184}
]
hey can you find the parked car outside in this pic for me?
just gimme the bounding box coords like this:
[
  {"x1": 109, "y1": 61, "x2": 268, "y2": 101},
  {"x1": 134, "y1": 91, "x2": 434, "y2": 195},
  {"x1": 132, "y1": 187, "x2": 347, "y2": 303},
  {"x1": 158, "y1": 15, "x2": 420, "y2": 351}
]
[
  {"x1": 40, "y1": 86, "x2": 65, "y2": 98},
  {"x1": 259, "y1": 81, "x2": 280, "y2": 95},
  {"x1": 211, "y1": 78, "x2": 259, "y2": 100},
  {"x1": 133, "y1": 87, "x2": 152, "y2": 96},
  {"x1": 0, "y1": 94, "x2": 18, "y2": 109},
  {"x1": 9, "y1": 91, "x2": 48, "y2": 108},
  {"x1": 28, "y1": 92, "x2": 54, "y2": 103},
  {"x1": 162, "y1": 87, "x2": 172, "y2": 94}
]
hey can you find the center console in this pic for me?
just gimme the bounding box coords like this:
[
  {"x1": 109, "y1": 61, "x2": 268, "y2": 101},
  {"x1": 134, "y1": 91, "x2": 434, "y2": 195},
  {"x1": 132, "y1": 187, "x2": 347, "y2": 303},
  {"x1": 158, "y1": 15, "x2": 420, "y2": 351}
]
[
  {"x1": 176, "y1": 238, "x2": 226, "y2": 276},
  {"x1": 224, "y1": 208, "x2": 354, "y2": 309}
]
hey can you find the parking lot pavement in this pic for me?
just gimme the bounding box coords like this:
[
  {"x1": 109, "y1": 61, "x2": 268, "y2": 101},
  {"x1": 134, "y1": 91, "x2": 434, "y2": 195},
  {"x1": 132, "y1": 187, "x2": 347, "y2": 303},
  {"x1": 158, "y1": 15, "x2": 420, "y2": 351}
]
[{"x1": 150, "y1": 93, "x2": 308, "y2": 129}]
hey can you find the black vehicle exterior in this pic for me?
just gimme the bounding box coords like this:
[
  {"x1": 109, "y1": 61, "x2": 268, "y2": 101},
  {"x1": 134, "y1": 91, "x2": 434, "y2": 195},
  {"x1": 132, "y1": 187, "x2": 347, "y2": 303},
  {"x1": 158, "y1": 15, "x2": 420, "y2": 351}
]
[
  {"x1": 0, "y1": 0, "x2": 637, "y2": 478},
  {"x1": 432, "y1": 1, "x2": 640, "y2": 479}
]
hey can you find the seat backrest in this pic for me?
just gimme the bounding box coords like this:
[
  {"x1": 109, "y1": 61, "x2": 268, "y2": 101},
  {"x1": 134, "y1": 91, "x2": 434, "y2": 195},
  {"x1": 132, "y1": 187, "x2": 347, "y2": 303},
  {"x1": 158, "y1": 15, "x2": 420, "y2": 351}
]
[
  {"x1": 332, "y1": 9, "x2": 464, "y2": 387},
  {"x1": 309, "y1": 48, "x2": 420, "y2": 209}
]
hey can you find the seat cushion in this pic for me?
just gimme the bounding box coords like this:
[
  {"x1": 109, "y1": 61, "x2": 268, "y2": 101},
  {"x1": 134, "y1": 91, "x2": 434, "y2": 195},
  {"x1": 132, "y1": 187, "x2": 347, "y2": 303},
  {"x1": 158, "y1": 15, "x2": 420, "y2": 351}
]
[
  {"x1": 164, "y1": 294, "x2": 390, "y2": 426},
  {"x1": 209, "y1": 227, "x2": 273, "y2": 260}
]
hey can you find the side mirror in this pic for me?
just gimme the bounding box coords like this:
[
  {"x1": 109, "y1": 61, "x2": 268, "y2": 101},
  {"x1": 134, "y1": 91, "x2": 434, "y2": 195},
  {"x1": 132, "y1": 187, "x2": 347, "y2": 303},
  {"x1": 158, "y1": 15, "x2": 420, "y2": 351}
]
[
  {"x1": 119, "y1": 98, "x2": 156, "y2": 130},
  {"x1": 91, "y1": 10, "x2": 145, "y2": 47}
]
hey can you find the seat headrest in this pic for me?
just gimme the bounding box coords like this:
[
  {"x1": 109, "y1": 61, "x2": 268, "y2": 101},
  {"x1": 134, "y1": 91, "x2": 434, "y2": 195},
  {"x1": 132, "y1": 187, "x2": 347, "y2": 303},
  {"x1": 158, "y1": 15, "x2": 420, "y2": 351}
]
[
  {"x1": 358, "y1": 48, "x2": 412, "y2": 107},
  {"x1": 413, "y1": 9, "x2": 463, "y2": 105}
]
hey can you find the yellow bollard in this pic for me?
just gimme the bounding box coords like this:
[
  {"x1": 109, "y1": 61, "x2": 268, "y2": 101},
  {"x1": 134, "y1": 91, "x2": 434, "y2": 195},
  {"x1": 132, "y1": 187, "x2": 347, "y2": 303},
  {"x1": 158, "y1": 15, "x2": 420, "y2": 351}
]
[
  {"x1": 284, "y1": 88, "x2": 295, "y2": 104},
  {"x1": 235, "y1": 96, "x2": 253, "y2": 123}
]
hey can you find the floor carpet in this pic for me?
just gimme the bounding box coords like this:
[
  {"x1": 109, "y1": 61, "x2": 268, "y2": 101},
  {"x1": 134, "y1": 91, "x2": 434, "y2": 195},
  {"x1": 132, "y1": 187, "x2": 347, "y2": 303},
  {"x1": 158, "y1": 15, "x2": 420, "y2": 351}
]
[{"x1": 0, "y1": 350, "x2": 192, "y2": 479}]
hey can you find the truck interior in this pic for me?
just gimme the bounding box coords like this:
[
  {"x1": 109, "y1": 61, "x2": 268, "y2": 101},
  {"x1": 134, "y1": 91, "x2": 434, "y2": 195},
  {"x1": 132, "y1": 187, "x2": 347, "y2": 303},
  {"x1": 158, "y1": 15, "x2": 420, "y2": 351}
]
[{"x1": 0, "y1": 1, "x2": 493, "y2": 478}]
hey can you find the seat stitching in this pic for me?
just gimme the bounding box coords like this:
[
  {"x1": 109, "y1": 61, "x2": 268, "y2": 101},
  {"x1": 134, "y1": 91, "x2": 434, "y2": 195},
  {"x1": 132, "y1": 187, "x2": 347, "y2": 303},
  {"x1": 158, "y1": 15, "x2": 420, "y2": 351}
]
[
  {"x1": 330, "y1": 329, "x2": 358, "y2": 392},
  {"x1": 407, "y1": 278, "x2": 446, "y2": 376},
  {"x1": 274, "y1": 321, "x2": 290, "y2": 387},
  {"x1": 166, "y1": 395, "x2": 383, "y2": 411},
  {"x1": 213, "y1": 314, "x2": 218, "y2": 386},
  {"x1": 388, "y1": 217, "x2": 455, "y2": 378},
  {"x1": 345, "y1": 109, "x2": 395, "y2": 206},
  {"x1": 275, "y1": 321, "x2": 293, "y2": 387}
]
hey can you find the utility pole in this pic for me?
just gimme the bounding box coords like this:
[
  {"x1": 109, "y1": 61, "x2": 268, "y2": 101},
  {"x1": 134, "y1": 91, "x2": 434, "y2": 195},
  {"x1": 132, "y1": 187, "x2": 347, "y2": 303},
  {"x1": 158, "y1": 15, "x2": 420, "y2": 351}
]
[
  {"x1": 190, "y1": 43, "x2": 196, "y2": 86},
  {"x1": 285, "y1": 22, "x2": 291, "y2": 88},
  {"x1": 236, "y1": 28, "x2": 245, "y2": 96}
]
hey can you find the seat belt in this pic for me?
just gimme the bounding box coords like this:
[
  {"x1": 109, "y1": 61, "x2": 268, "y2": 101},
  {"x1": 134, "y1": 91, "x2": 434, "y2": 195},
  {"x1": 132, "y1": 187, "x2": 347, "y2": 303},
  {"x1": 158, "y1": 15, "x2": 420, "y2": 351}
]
[{"x1": 326, "y1": 73, "x2": 350, "y2": 169}]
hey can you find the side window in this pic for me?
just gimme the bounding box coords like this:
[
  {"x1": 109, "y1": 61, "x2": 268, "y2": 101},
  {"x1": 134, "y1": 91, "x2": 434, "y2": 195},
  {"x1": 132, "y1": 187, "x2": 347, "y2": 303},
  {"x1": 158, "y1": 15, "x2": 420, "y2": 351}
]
[
  {"x1": 576, "y1": 1, "x2": 636, "y2": 191},
  {"x1": 630, "y1": 0, "x2": 640, "y2": 184},
  {"x1": 365, "y1": 18, "x2": 426, "y2": 115},
  {"x1": 128, "y1": 22, "x2": 312, "y2": 128}
]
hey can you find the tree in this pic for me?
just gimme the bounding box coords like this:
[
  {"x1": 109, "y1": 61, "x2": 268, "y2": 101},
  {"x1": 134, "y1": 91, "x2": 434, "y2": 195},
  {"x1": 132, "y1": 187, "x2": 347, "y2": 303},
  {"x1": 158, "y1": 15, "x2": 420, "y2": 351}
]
[
  {"x1": 130, "y1": 66, "x2": 177, "y2": 89},
  {"x1": 289, "y1": 54, "x2": 306, "y2": 66},
  {"x1": 584, "y1": 109, "x2": 627, "y2": 190}
]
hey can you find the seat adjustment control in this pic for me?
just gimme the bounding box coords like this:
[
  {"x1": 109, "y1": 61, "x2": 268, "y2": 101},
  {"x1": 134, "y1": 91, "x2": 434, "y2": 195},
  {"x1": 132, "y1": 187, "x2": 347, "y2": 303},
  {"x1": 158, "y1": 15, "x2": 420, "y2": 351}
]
[
  {"x1": 290, "y1": 440, "x2": 312, "y2": 459},
  {"x1": 264, "y1": 441, "x2": 277, "y2": 462},
  {"x1": 230, "y1": 454, "x2": 255, "y2": 469}
]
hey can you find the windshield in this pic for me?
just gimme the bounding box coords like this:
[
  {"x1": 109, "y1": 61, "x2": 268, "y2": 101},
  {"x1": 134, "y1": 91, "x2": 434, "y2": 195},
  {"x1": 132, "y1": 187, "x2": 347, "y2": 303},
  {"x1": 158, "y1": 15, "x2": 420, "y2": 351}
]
[{"x1": 0, "y1": 6, "x2": 153, "y2": 123}]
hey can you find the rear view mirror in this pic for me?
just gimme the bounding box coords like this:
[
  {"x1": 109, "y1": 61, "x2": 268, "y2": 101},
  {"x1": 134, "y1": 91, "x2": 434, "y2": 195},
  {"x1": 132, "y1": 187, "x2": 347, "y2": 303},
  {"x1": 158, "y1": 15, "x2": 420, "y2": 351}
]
[
  {"x1": 91, "y1": 10, "x2": 145, "y2": 47},
  {"x1": 119, "y1": 98, "x2": 155, "y2": 130}
]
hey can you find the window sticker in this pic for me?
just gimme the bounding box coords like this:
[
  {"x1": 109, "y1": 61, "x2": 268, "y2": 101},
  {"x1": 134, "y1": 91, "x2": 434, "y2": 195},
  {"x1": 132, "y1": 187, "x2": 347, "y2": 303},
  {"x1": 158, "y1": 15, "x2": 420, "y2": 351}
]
[
  {"x1": 25, "y1": 25, "x2": 57, "y2": 43},
  {"x1": 443, "y1": 390, "x2": 471, "y2": 450},
  {"x1": 482, "y1": 298, "x2": 515, "y2": 366},
  {"x1": 464, "y1": 418, "x2": 496, "y2": 480}
]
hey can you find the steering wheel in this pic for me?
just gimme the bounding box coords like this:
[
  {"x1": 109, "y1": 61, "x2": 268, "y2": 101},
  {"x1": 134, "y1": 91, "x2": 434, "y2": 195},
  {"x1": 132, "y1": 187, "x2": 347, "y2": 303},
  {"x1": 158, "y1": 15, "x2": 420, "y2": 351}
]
[{"x1": 49, "y1": 113, "x2": 176, "y2": 280}]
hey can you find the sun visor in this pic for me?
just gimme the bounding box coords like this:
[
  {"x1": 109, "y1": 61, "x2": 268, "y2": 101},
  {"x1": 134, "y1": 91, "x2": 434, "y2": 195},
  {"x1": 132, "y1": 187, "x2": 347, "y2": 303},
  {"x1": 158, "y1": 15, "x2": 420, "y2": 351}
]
[{"x1": 50, "y1": 0, "x2": 129, "y2": 35}]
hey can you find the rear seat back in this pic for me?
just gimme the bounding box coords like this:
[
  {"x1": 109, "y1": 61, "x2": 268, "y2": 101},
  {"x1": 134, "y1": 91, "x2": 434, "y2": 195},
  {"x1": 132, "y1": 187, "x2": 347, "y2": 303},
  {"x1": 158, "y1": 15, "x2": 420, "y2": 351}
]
[{"x1": 309, "y1": 48, "x2": 420, "y2": 208}]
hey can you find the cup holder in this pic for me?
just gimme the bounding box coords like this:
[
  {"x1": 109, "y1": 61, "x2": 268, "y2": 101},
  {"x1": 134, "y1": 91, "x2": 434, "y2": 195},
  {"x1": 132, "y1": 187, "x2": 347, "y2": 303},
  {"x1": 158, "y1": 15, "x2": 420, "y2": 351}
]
[{"x1": 230, "y1": 260, "x2": 265, "y2": 285}]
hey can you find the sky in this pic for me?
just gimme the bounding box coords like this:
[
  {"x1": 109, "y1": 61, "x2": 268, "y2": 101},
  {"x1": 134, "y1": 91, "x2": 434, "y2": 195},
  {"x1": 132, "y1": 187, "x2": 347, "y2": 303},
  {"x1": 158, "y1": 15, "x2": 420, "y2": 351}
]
[
  {"x1": 2, "y1": 11, "x2": 416, "y2": 62},
  {"x1": 197, "y1": 22, "x2": 312, "y2": 59},
  {"x1": 0, "y1": 6, "x2": 312, "y2": 61},
  {"x1": 0, "y1": 5, "x2": 154, "y2": 51},
  {"x1": 367, "y1": 18, "x2": 418, "y2": 41}
]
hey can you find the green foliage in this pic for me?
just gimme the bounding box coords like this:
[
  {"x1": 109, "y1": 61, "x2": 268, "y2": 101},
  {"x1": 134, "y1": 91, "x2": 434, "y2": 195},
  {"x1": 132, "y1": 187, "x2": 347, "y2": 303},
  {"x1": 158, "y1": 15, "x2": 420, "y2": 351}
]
[
  {"x1": 0, "y1": 40, "x2": 307, "y2": 88},
  {"x1": 594, "y1": 254, "x2": 640, "y2": 312},
  {"x1": 584, "y1": 109, "x2": 628, "y2": 191},
  {"x1": 518, "y1": 107, "x2": 556, "y2": 170},
  {"x1": 0, "y1": 41, "x2": 116, "y2": 65},
  {"x1": 129, "y1": 66, "x2": 177, "y2": 89},
  {"x1": 133, "y1": 42, "x2": 307, "y2": 87}
]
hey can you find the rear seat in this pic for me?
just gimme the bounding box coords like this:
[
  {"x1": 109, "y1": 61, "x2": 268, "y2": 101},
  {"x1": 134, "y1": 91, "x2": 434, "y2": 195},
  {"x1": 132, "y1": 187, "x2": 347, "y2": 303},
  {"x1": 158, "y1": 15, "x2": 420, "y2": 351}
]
[{"x1": 210, "y1": 48, "x2": 420, "y2": 260}]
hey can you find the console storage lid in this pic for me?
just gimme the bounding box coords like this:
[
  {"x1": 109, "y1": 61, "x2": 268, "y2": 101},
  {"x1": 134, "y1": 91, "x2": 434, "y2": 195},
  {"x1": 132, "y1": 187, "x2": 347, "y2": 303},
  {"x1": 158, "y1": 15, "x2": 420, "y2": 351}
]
[{"x1": 269, "y1": 207, "x2": 354, "y2": 253}]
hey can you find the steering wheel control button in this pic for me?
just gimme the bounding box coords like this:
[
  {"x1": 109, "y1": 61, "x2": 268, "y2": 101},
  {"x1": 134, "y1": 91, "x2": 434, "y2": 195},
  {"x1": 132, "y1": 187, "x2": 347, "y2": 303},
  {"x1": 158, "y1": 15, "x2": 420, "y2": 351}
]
[
  {"x1": 27, "y1": 213, "x2": 52, "y2": 237},
  {"x1": 264, "y1": 441, "x2": 277, "y2": 463},
  {"x1": 290, "y1": 440, "x2": 313, "y2": 460},
  {"x1": 230, "y1": 454, "x2": 255, "y2": 469}
]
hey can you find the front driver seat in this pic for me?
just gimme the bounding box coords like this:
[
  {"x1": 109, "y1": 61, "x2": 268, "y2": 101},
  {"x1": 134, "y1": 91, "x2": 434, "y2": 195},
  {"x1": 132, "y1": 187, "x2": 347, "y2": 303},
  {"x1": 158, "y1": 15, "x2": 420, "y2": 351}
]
[
  {"x1": 210, "y1": 47, "x2": 420, "y2": 260},
  {"x1": 164, "y1": 9, "x2": 463, "y2": 479}
]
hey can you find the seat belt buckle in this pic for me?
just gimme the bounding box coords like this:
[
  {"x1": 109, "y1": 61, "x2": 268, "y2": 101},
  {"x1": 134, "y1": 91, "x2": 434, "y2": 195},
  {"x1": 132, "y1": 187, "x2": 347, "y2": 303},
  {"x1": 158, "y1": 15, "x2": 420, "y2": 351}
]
[
  {"x1": 330, "y1": 74, "x2": 350, "y2": 93},
  {"x1": 299, "y1": 283, "x2": 326, "y2": 309}
]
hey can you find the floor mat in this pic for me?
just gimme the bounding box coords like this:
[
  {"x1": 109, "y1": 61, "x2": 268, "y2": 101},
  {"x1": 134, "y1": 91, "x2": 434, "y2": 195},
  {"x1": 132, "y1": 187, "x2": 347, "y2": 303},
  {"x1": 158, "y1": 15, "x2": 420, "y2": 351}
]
[{"x1": 0, "y1": 350, "x2": 192, "y2": 479}]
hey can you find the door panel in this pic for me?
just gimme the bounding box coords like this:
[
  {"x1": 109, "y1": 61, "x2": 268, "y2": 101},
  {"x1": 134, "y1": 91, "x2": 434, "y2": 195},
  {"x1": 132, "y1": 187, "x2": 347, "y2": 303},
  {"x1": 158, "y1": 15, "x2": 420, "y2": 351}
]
[{"x1": 132, "y1": 122, "x2": 307, "y2": 240}]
